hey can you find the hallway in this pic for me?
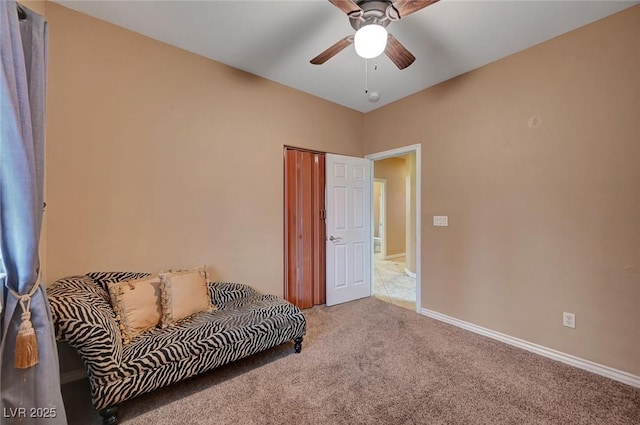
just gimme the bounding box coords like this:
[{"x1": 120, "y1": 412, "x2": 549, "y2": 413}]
[{"x1": 373, "y1": 254, "x2": 416, "y2": 311}]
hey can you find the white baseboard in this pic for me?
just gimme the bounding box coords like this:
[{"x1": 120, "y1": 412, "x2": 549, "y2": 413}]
[
  {"x1": 404, "y1": 268, "x2": 416, "y2": 278},
  {"x1": 420, "y1": 308, "x2": 640, "y2": 389},
  {"x1": 385, "y1": 253, "x2": 406, "y2": 260},
  {"x1": 60, "y1": 368, "x2": 86, "y2": 385}
]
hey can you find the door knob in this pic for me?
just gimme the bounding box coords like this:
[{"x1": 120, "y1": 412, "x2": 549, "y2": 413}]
[{"x1": 329, "y1": 235, "x2": 342, "y2": 242}]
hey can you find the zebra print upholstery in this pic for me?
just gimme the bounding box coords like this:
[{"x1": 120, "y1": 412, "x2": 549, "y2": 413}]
[{"x1": 48, "y1": 272, "x2": 306, "y2": 415}]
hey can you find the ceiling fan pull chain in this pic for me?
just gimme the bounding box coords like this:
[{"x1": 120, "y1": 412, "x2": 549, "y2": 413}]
[{"x1": 364, "y1": 58, "x2": 368, "y2": 94}]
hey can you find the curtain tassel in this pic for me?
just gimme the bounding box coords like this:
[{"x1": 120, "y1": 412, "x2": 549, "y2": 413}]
[{"x1": 14, "y1": 292, "x2": 40, "y2": 369}]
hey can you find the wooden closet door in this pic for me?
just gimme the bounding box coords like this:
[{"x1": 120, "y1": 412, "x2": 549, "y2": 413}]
[{"x1": 284, "y1": 148, "x2": 326, "y2": 308}]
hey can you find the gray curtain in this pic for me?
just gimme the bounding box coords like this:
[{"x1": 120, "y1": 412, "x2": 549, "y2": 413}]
[{"x1": 0, "y1": 1, "x2": 67, "y2": 424}]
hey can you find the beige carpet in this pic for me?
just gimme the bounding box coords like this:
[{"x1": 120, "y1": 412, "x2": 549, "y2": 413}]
[{"x1": 63, "y1": 297, "x2": 640, "y2": 424}]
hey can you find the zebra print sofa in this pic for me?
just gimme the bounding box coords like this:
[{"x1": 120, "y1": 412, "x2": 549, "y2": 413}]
[{"x1": 47, "y1": 272, "x2": 306, "y2": 425}]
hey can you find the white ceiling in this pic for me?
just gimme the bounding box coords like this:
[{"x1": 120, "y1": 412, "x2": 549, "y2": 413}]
[{"x1": 53, "y1": 0, "x2": 638, "y2": 113}]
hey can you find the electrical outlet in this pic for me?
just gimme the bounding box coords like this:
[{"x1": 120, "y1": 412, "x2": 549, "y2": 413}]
[
  {"x1": 563, "y1": 312, "x2": 576, "y2": 329},
  {"x1": 433, "y1": 216, "x2": 448, "y2": 227}
]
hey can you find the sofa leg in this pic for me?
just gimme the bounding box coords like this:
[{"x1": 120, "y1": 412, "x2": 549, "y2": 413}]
[
  {"x1": 294, "y1": 337, "x2": 303, "y2": 353},
  {"x1": 99, "y1": 406, "x2": 118, "y2": 425}
]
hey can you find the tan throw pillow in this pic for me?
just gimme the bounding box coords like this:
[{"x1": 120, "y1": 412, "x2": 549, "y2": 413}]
[
  {"x1": 108, "y1": 275, "x2": 163, "y2": 345},
  {"x1": 159, "y1": 266, "x2": 214, "y2": 327}
]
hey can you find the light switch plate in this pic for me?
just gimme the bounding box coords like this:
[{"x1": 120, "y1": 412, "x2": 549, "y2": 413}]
[
  {"x1": 563, "y1": 312, "x2": 576, "y2": 329},
  {"x1": 433, "y1": 216, "x2": 448, "y2": 226}
]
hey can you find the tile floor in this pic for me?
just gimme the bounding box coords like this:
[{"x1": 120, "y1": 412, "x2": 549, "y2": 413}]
[{"x1": 373, "y1": 254, "x2": 416, "y2": 311}]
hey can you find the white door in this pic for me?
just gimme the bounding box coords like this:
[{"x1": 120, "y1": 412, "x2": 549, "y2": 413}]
[{"x1": 325, "y1": 154, "x2": 372, "y2": 306}]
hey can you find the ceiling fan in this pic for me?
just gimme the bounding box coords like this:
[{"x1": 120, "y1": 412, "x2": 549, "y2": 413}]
[{"x1": 310, "y1": 0, "x2": 439, "y2": 70}]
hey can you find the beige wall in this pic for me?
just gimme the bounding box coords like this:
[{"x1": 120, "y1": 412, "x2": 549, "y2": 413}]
[
  {"x1": 364, "y1": 6, "x2": 640, "y2": 375},
  {"x1": 18, "y1": 0, "x2": 45, "y2": 16},
  {"x1": 374, "y1": 157, "x2": 406, "y2": 257},
  {"x1": 373, "y1": 181, "x2": 382, "y2": 238},
  {"x1": 44, "y1": 3, "x2": 363, "y2": 296}
]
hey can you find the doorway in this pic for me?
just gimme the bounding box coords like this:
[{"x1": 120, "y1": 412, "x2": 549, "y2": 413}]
[
  {"x1": 283, "y1": 146, "x2": 420, "y2": 310},
  {"x1": 366, "y1": 145, "x2": 421, "y2": 312},
  {"x1": 373, "y1": 179, "x2": 386, "y2": 258},
  {"x1": 284, "y1": 149, "x2": 373, "y2": 308}
]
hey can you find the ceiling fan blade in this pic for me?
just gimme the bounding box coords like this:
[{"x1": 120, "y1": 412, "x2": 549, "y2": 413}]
[
  {"x1": 310, "y1": 36, "x2": 354, "y2": 65},
  {"x1": 329, "y1": 0, "x2": 362, "y2": 16},
  {"x1": 388, "y1": 0, "x2": 439, "y2": 20},
  {"x1": 385, "y1": 34, "x2": 415, "y2": 70}
]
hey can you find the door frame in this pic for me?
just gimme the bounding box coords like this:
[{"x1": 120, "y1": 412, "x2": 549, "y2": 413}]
[
  {"x1": 366, "y1": 144, "x2": 422, "y2": 312},
  {"x1": 373, "y1": 178, "x2": 387, "y2": 259}
]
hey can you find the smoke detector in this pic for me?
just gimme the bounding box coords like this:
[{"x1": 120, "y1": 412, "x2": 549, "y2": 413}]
[{"x1": 368, "y1": 91, "x2": 380, "y2": 102}]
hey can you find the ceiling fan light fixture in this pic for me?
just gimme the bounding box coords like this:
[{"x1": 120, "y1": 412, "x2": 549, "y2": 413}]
[{"x1": 354, "y1": 24, "x2": 387, "y2": 59}]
